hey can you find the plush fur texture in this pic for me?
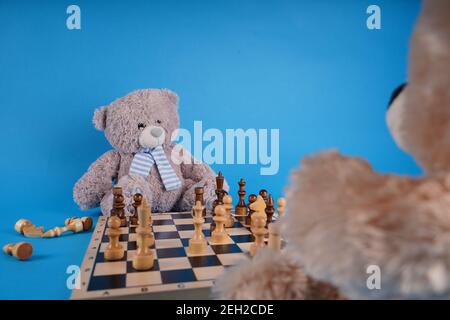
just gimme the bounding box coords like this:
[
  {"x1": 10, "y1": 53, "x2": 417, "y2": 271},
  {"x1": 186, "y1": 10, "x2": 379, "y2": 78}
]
[
  {"x1": 213, "y1": 247, "x2": 344, "y2": 300},
  {"x1": 284, "y1": 151, "x2": 450, "y2": 299},
  {"x1": 387, "y1": 0, "x2": 450, "y2": 175},
  {"x1": 215, "y1": 0, "x2": 450, "y2": 300},
  {"x1": 213, "y1": 248, "x2": 309, "y2": 300},
  {"x1": 73, "y1": 89, "x2": 225, "y2": 214}
]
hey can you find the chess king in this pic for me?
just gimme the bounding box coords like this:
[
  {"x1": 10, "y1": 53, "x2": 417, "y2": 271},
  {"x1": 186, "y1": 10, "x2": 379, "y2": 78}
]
[{"x1": 73, "y1": 89, "x2": 228, "y2": 214}]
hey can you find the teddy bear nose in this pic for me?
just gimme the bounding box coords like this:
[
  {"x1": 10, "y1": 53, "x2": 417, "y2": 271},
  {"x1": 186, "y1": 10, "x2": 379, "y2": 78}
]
[{"x1": 151, "y1": 127, "x2": 163, "y2": 138}]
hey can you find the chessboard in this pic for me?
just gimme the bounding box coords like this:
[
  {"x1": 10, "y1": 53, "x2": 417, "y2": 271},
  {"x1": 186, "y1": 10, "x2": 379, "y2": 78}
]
[{"x1": 70, "y1": 211, "x2": 268, "y2": 300}]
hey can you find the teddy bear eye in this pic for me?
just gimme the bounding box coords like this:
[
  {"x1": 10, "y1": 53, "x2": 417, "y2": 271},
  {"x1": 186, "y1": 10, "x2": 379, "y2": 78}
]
[
  {"x1": 138, "y1": 123, "x2": 146, "y2": 130},
  {"x1": 156, "y1": 120, "x2": 162, "y2": 124}
]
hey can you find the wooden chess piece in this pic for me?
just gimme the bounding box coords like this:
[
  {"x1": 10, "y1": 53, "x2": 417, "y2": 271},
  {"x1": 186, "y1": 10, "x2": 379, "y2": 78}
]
[
  {"x1": 249, "y1": 195, "x2": 267, "y2": 256},
  {"x1": 43, "y1": 218, "x2": 85, "y2": 238},
  {"x1": 259, "y1": 189, "x2": 269, "y2": 204},
  {"x1": 211, "y1": 205, "x2": 230, "y2": 244},
  {"x1": 268, "y1": 222, "x2": 282, "y2": 251},
  {"x1": 14, "y1": 219, "x2": 43, "y2": 238},
  {"x1": 188, "y1": 201, "x2": 208, "y2": 254},
  {"x1": 44, "y1": 216, "x2": 93, "y2": 238},
  {"x1": 265, "y1": 195, "x2": 275, "y2": 224},
  {"x1": 222, "y1": 195, "x2": 235, "y2": 228},
  {"x1": 3, "y1": 242, "x2": 33, "y2": 260},
  {"x1": 277, "y1": 197, "x2": 286, "y2": 218},
  {"x1": 111, "y1": 187, "x2": 127, "y2": 227},
  {"x1": 235, "y1": 178, "x2": 247, "y2": 216},
  {"x1": 64, "y1": 217, "x2": 93, "y2": 231},
  {"x1": 245, "y1": 194, "x2": 257, "y2": 226},
  {"x1": 130, "y1": 193, "x2": 143, "y2": 225},
  {"x1": 212, "y1": 171, "x2": 225, "y2": 211},
  {"x1": 132, "y1": 198, "x2": 154, "y2": 270},
  {"x1": 194, "y1": 187, "x2": 207, "y2": 217},
  {"x1": 104, "y1": 216, "x2": 124, "y2": 261}
]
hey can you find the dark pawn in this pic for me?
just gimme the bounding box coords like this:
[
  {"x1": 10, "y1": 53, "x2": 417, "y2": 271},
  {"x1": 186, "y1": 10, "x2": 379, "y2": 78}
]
[
  {"x1": 131, "y1": 193, "x2": 143, "y2": 225},
  {"x1": 265, "y1": 195, "x2": 275, "y2": 224},
  {"x1": 111, "y1": 187, "x2": 127, "y2": 227},
  {"x1": 259, "y1": 189, "x2": 269, "y2": 204},
  {"x1": 246, "y1": 194, "x2": 258, "y2": 226}
]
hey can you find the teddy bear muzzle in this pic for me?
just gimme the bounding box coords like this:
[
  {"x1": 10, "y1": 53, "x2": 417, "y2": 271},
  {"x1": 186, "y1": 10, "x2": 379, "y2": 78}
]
[{"x1": 138, "y1": 125, "x2": 166, "y2": 148}]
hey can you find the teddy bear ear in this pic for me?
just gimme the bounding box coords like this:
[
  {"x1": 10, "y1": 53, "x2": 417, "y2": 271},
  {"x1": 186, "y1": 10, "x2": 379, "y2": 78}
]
[
  {"x1": 162, "y1": 89, "x2": 179, "y2": 107},
  {"x1": 93, "y1": 106, "x2": 107, "y2": 131}
]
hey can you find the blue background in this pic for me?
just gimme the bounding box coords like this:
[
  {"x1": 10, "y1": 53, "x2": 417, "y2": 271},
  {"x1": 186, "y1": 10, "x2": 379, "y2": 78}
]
[{"x1": 0, "y1": 0, "x2": 421, "y2": 299}]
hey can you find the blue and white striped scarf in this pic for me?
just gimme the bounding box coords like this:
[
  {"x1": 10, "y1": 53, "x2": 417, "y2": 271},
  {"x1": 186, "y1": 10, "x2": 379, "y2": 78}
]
[{"x1": 129, "y1": 145, "x2": 182, "y2": 191}]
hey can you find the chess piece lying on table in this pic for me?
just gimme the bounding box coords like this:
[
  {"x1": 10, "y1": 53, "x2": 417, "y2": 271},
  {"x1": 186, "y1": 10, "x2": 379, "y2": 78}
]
[
  {"x1": 3, "y1": 242, "x2": 33, "y2": 260},
  {"x1": 43, "y1": 216, "x2": 93, "y2": 238},
  {"x1": 15, "y1": 219, "x2": 44, "y2": 238}
]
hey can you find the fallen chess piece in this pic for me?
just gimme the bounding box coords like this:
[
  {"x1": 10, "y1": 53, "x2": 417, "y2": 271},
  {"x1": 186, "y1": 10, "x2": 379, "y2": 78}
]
[
  {"x1": 43, "y1": 216, "x2": 93, "y2": 238},
  {"x1": 15, "y1": 219, "x2": 44, "y2": 238},
  {"x1": 3, "y1": 242, "x2": 33, "y2": 260}
]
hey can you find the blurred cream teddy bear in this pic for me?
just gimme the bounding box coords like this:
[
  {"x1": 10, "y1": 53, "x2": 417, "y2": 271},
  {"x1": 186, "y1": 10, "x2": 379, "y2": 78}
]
[{"x1": 214, "y1": 0, "x2": 450, "y2": 300}]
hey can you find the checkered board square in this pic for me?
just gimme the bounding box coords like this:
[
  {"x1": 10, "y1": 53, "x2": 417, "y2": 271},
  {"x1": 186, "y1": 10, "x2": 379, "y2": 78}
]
[{"x1": 71, "y1": 211, "x2": 266, "y2": 299}]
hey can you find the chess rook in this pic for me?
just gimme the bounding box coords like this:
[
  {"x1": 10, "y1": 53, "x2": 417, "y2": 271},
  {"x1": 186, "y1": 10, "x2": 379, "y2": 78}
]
[
  {"x1": 188, "y1": 201, "x2": 208, "y2": 254},
  {"x1": 3, "y1": 242, "x2": 33, "y2": 260},
  {"x1": 235, "y1": 179, "x2": 247, "y2": 216}
]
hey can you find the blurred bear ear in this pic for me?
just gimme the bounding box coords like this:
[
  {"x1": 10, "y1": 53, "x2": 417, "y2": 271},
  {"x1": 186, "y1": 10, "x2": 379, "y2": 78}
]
[
  {"x1": 162, "y1": 89, "x2": 179, "y2": 107},
  {"x1": 93, "y1": 106, "x2": 107, "y2": 131}
]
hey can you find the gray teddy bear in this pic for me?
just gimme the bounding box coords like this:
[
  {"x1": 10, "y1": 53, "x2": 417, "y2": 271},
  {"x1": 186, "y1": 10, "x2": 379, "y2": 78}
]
[{"x1": 73, "y1": 89, "x2": 225, "y2": 215}]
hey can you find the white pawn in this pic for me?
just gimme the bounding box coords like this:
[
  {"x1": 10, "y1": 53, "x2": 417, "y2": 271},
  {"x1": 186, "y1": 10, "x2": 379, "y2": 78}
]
[
  {"x1": 188, "y1": 201, "x2": 208, "y2": 254},
  {"x1": 249, "y1": 195, "x2": 267, "y2": 256},
  {"x1": 222, "y1": 195, "x2": 235, "y2": 228},
  {"x1": 277, "y1": 197, "x2": 286, "y2": 219},
  {"x1": 267, "y1": 222, "x2": 282, "y2": 251},
  {"x1": 211, "y1": 205, "x2": 230, "y2": 244}
]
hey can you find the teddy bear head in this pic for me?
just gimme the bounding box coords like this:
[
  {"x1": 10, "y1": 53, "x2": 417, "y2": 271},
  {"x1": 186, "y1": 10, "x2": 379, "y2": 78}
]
[
  {"x1": 93, "y1": 89, "x2": 180, "y2": 154},
  {"x1": 386, "y1": 0, "x2": 450, "y2": 175}
]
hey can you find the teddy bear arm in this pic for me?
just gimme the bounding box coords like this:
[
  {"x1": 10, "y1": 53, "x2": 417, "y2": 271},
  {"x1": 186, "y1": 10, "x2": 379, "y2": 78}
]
[{"x1": 73, "y1": 150, "x2": 120, "y2": 210}]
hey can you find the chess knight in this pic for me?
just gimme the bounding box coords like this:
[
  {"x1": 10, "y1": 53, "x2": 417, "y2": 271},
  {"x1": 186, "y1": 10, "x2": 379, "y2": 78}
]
[
  {"x1": 214, "y1": 0, "x2": 450, "y2": 299},
  {"x1": 73, "y1": 89, "x2": 228, "y2": 215}
]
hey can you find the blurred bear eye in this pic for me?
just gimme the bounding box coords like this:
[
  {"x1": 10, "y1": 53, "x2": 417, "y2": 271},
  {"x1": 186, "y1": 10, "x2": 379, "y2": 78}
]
[
  {"x1": 156, "y1": 120, "x2": 162, "y2": 124},
  {"x1": 138, "y1": 123, "x2": 146, "y2": 130}
]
